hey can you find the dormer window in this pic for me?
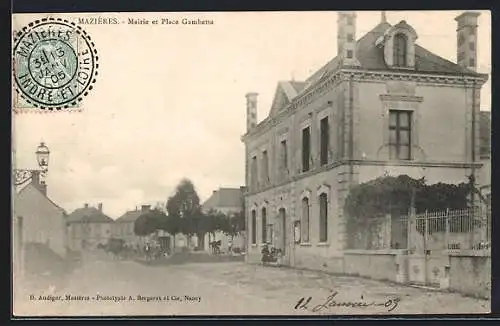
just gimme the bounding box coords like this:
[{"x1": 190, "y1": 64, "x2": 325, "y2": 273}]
[
  {"x1": 393, "y1": 33, "x2": 408, "y2": 67},
  {"x1": 381, "y1": 20, "x2": 418, "y2": 70}
]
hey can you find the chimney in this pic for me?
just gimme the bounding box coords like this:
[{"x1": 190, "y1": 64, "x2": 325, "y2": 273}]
[
  {"x1": 38, "y1": 181, "x2": 47, "y2": 196},
  {"x1": 455, "y1": 11, "x2": 480, "y2": 71},
  {"x1": 337, "y1": 11, "x2": 361, "y2": 67},
  {"x1": 84, "y1": 203, "x2": 89, "y2": 208},
  {"x1": 381, "y1": 11, "x2": 387, "y2": 23},
  {"x1": 30, "y1": 170, "x2": 47, "y2": 195},
  {"x1": 141, "y1": 205, "x2": 151, "y2": 212},
  {"x1": 246, "y1": 92, "x2": 258, "y2": 132},
  {"x1": 98, "y1": 203, "x2": 103, "y2": 212}
]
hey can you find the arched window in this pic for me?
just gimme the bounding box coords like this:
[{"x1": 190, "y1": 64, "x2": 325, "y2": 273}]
[
  {"x1": 261, "y1": 207, "x2": 267, "y2": 243},
  {"x1": 251, "y1": 210, "x2": 257, "y2": 244},
  {"x1": 301, "y1": 198, "x2": 310, "y2": 243},
  {"x1": 319, "y1": 193, "x2": 328, "y2": 242},
  {"x1": 393, "y1": 33, "x2": 407, "y2": 67}
]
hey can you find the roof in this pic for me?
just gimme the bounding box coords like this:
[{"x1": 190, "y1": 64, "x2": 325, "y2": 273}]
[
  {"x1": 115, "y1": 209, "x2": 144, "y2": 223},
  {"x1": 268, "y1": 21, "x2": 484, "y2": 118},
  {"x1": 202, "y1": 188, "x2": 244, "y2": 211},
  {"x1": 479, "y1": 111, "x2": 491, "y2": 157},
  {"x1": 15, "y1": 183, "x2": 66, "y2": 214},
  {"x1": 67, "y1": 206, "x2": 114, "y2": 223},
  {"x1": 268, "y1": 81, "x2": 308, "y2": 117}
]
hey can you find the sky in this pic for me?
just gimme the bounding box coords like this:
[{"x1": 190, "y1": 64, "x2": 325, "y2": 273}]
[{"x1": 12, "y1": 11, "x2": 491, "y2": 218}]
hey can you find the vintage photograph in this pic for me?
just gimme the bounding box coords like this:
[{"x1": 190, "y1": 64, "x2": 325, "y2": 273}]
[{"x1": 12, "y1": 10, "x2": 491, "y2": 316}]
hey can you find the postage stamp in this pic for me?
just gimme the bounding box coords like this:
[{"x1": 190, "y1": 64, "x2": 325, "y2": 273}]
[{"x1": 12, "y1": 18, "x2": 98, "y2": 111}]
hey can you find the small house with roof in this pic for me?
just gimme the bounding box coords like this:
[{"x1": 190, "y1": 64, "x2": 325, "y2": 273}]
[
  {"x1": 112, "y1": 205, "x2": 154, "y2": 248},
  {"x1": 201, "y1": 187, "x2": 245, "y2": 253},
  {"x1": 66, "y1": 203, "x2": 114, "y2": 251},
  {"x1": 13, "y1": 171, "x2": 67, "y2": 259}
]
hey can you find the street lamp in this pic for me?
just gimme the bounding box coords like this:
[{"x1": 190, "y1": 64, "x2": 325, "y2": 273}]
[{"x1": 13, "y1": 142, "x2": 50, "y2": 186}]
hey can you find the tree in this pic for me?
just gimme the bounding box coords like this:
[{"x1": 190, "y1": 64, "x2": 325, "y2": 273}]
[
  {"x1": 222, "y1": 211, "x2": 245, "y2": 241},
  {"x1": 166, "y1": 179, "x2": 202, "y2": 248},
  {"x1": 344, "y1": 174, "x2": 480, "y2": 236},
  {"x1": 134, "y1": 209, "x2": 165, "y2": 236},
  {"x1": 203, "y1": 209, "x2": 225, "y2": 243},
  {"x1": 157, "y1": 213, "x2": 181, "y2": 249},
  {"x1": 105, "y1": 238, "x2": 125, "y2": 256}
]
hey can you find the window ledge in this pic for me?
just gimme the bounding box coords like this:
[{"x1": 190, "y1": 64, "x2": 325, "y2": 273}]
[
  {"x1": 379, "y1": 94, "x2": 423, "y2": 103},
  {"x1": 299, "y1": 242, "x2": 312, "y2": 247},
  {"x1": 317, "y1": 242, "x2": 330, "y2": 247},
  {"x1": 251, "y1": 244, "x2": 258, "y2": 247}
]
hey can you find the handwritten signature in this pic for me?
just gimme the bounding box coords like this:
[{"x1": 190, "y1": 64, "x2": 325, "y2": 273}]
[{"x1": 294, "y1": 291, "x2": 401, "y2": 313}]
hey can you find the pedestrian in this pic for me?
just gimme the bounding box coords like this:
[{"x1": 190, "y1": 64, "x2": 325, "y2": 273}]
[
  {"x1": 261, "y1": 243, "x2": 270, "y2": 264},
  {"x1": 228, "y1": 239, "x2": 233, "y2": 255}
]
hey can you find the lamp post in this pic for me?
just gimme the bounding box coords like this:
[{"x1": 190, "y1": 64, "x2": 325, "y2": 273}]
[
  {"x1": 13, "y1": 142, "x2": 50, "y2": 186},
  {"x1": 13, "y1": 142, "x2": 50, "y2": 287}
]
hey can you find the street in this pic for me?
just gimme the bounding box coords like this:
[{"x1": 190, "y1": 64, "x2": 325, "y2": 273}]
[{"x1": 14, "y1": 255, "x2": 489, "y2": 316}]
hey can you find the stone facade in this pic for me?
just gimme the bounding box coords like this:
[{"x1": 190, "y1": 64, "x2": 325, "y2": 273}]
[
  {"x1": 67, "y1": 203, "x2": 114, "y2": 251},
  {"x1": 67, "y1": 221, "x2": 113, "y2": 251},
  {"x1": 14, "y1": 181, "x2": 67, "y2": 258},
  {"x1": 241, "y1": 12, "x2": 488, "y2": 272}
]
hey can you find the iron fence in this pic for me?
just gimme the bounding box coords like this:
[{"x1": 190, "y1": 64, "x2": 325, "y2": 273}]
[
  {"x1": 408, "y1": 206, "x2": 491, "y2": 251},
  {"x1": 346, "y1": 205, "x2": 491, "y2": 251}
]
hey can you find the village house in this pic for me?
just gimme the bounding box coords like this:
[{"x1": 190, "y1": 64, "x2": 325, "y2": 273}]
[
  {"x1": 13, "y1": 171, "x2": 67, "y2": 259},
  {"x1": 241, "y1": 11, "x2": 488, "y2": 273},
  {"x1": 201, "y1": 187, "x2": 245, "y2": 253},
  {"x1": 66, "y1": 203, "x2": 114, "y2": 251},
  {"x1": 113, "y1": 205, "x2": 154, "y2": 248}
]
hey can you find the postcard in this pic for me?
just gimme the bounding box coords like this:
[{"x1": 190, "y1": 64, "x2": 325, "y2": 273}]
[{"x1": 11, "y1": 10, "x2": 491, "y2": 316}]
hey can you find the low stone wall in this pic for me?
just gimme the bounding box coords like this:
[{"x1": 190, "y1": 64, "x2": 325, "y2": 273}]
[
  {"x1": 245, "y1": 245, "x2": 345, "y2": 274},
  {"x1": 293, "y1": 250, "x2": 344, "y2": 274},
  {"x1": 245, "y1": 246, "x2": 491, "y2": 299},
  {"x1": 245, "y1": 245, "x2": 262, "y2": 264},
  {"x1": 343, "y1": 249, "x2": 407, "y2": 283},
  {"x1": 448, "y1": 250, "x2": 491, "y2": 299}
]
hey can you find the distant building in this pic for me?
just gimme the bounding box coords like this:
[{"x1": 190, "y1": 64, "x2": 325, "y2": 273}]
[
  {"x1": 66, "y1": 203, "x2": 114, "y2": 251},
  {"x1": 201, "y1": 187, "x2": 245, "y2": 252},
  {"x1": 113, "y1": 205, "x2": 154, "y2": 248},
  {"x1": 13, "y1": 171, "x2": 67, "y2": 259}
]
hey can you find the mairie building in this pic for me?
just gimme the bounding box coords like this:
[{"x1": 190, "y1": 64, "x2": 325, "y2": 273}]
[{"x1": 241, "y1": 11, "x2": 488, "y2": 271}]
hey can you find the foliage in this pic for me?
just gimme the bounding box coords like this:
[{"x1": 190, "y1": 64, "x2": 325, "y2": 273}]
[
  {"x1": 344, "y1": 174, "x2": 482, "y2": 235},
  {"x1": 153, "y1": 179, "x2": 246, "y2": 246},
  {"x1": 225, "y1": 210, "x2": 246, "y2": 237},
  {"x1": 159, "y1": 212, "x2": 182, "y2": 236},
  {"x1": 166, "y1": 179, "x2": 201, "y2": 219},
  {"x1": 134, "y1": 209, "x2": 165, "y2": 236},
  {"x1": 104, "y1": 238, "x2": 125, "y2": 255},
  {"x1": 164, "y1": 179, "x2": 203, "y2": 243},
  {"x1": 344, "y1": 175, "x2": 473, "y2": 220},
  {"x1": 203, "y1": 209, "x2": 227, "y2": 235}
]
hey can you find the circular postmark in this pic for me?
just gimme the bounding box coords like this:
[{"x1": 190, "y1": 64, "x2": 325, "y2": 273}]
[{"x1": 13, "y1": 18, "x2": 98, "y2": 110}]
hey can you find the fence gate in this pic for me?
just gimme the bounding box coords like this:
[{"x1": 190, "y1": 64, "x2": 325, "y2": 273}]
[
  {"x1": 407, "y1": 211, "x2": 449, "y2": 288},
  {"x1": 406, "y1": 207, "x2": 490, "y2": 287}
]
